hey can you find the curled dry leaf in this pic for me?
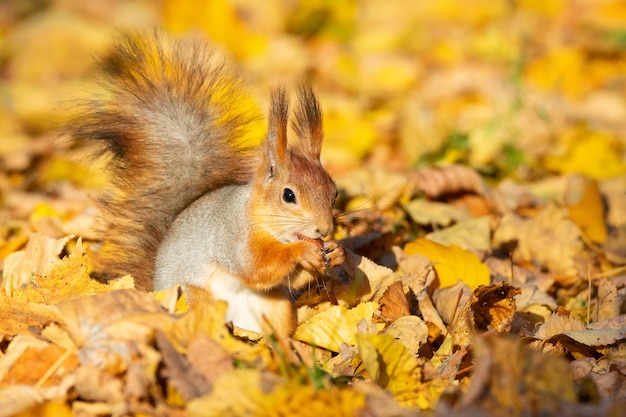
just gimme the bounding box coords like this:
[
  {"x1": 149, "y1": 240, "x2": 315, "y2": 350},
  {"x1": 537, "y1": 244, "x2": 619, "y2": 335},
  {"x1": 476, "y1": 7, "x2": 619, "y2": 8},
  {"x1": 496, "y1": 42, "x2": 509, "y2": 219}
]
[
  {"x1": 410, "y1": 164, "x2": 487, "y2": 199},
  {"x1": 451, "y1": 282, "x2": 521, "y2": 348},
  {"x1": 377, "y1": 281, "x2": 410, "y2": 323}
]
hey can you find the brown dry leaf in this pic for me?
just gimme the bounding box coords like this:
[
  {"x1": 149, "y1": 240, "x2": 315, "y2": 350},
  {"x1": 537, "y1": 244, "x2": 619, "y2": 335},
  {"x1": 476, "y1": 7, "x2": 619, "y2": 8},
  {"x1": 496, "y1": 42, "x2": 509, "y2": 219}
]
[
  {"x1": 377, "y1": 281, "x2": 410, "y2": 323},
  {"x1": 155, "y1": 330, "x2": 211, "y2": 402},
  {"x1": 493, "y1": 203, "x2": 583, "y2": 279},
  {"x1": 187, "y1": 337, "x2": 234, "y2": 385},
  {"x1": 471, "y1": 282, "x2": 521, "y2": 333},
  {"x1": 451, "y1": 282, "x2": 521, "y2": 348},
  {"x1": 0, "y1": 335, "x2": 52, "y2": 383},
  {"x1": 337, "y1": 168, "x2": 410, "y2": 211}
]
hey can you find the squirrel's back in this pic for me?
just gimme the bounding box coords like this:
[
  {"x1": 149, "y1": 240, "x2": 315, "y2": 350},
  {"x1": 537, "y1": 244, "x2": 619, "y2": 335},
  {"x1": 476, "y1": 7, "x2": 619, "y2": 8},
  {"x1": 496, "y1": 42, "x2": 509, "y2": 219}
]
[{"x1": 71, "y1": 31, "x2": 257, "y2": 288}]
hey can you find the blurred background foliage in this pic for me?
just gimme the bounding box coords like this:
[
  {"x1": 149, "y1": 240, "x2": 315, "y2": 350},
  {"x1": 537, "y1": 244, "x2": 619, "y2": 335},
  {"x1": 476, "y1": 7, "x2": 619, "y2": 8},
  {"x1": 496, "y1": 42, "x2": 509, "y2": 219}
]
[{"x1": 0, "y1": 0, "x2": 625, "y2": 185}]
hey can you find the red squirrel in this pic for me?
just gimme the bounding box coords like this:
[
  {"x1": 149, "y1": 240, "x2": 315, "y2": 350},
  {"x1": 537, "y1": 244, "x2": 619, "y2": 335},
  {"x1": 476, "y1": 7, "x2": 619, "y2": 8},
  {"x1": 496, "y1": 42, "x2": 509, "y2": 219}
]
[{"x1": 71, "y1": 32, "x2": 345, "y2": 336}]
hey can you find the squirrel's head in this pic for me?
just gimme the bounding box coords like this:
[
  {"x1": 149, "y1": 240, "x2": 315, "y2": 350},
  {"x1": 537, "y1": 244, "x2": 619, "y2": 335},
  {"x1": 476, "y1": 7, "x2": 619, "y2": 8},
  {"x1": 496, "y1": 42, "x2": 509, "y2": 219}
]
[{"x1": 253, "y1": 86, "x2": 337, "y2": 243}]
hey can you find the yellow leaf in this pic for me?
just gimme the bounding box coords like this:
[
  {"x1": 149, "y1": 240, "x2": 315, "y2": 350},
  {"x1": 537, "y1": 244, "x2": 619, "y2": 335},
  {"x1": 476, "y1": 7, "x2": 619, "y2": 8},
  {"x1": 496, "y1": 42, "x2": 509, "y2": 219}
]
[
  {"x1": 163, "y1": 0, "x2": 267, "y2": 59},
  {"x1": 320, "y1": 97, "x2": 379, "y2": 168},
  {"x1": 29, "y1": 252, "x2": 131, "y2": 303},
  {"x1": 293, "y1": 302, "x2": 381, "y2": 352},
  {"x1": 404, "y1": 238, "x2": 490, "y2": 290},
  {"x1": 525, "y1": 47, "x2": 586, "y2": 97},
  {"x1": 567, "y1": 177, "x2": 607, "y2": 243},
  {"x1": 356, "y1": 334, "x2": 446, "y2": 409},
  {"x1": 544, "y1": 128, "x2": 626, "y2": 179},
  {"x1": 519, "y1": 0, "x2": 566, "y2": 16}
]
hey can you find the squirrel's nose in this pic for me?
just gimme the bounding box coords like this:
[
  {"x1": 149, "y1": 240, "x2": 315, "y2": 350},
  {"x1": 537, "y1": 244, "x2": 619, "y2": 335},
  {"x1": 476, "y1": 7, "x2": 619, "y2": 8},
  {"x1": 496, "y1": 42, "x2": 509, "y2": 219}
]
[{"x1": 316, "y1": 219, "x2": 334, "y2": 238}]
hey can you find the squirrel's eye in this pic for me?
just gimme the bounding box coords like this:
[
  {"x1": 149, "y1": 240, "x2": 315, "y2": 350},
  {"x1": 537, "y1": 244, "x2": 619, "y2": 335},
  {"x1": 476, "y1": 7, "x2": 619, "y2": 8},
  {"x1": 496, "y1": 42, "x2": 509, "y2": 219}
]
[
  {"x1": 282, "y1": 188, "x2": 296, "y2": 204},
  {"x1": 333, "y1": 189, "x2": 339, "y2": 203}
]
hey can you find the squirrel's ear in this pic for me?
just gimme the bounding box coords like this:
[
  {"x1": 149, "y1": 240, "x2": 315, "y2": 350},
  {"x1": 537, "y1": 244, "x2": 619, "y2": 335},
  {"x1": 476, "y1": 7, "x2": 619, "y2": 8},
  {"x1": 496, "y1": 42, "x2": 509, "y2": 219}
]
[
  {"x1": 266, "y1": 86, "x2": 289, "y2": 174},
  {"x1": 292, "y1": 85, "x2": 323, "y2": 159}
]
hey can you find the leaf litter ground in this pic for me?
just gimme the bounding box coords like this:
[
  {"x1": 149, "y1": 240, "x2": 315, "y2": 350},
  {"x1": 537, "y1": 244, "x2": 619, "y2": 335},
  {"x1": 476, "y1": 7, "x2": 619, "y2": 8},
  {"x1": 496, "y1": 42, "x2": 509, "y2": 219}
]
[{"x1": 1, "y1": 0, "x2": 626, "y2": 416}]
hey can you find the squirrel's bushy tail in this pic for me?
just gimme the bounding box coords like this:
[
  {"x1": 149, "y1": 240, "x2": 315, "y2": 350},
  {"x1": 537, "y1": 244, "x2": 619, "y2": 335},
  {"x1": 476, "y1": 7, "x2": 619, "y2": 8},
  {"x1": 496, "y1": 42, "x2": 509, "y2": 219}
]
[{"x1": 71, "y1": 31, "x2": 257, "y2": 289}]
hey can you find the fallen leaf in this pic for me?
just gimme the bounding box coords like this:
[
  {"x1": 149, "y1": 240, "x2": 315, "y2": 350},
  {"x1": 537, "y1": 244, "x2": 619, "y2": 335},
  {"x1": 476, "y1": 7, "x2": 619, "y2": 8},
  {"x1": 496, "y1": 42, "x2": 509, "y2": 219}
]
[
  {"x1": 566, "y1": 176, "x2": 607, "y2": 243},
  {"x1": 451, "y1": 282, "x2": 521, "y2": 348},
  {"x1": 493, "y1": 203, "x2": 583, "y2": 279},
  {"x1": 377, "y1": 281, "x2": 410, "y2": 323},
  {"x1": 404, "y1": 238, "x2": 490, "y2": 290},
  {"x1": 188, "y1": 367, "x2": 367, "y2": 417},
  {"x1": 404, "y1": 199, "x2": 469, "y2": 227},
  {"x1": 58, "y1": 289, "x2": 170, "y2": 374},
  {"x1": 11, "y1": 248, "x2": 134, "y2": 305},
  {"x1": 383, "y1": 316, "x2": 429, "y2": 354},
  {"x1": 2, "y1": 233, "x2": 73, "y2": 296},
  {"x1": 425, "y1": 216, "x2": 491, "y2": 251},
  {"x1": 460, "y1": 334, "x2": 578, "y2": 414},
  {"x1": 410, "y1": 164, "x2": 487, "y2": 199},
  {"x1": 324, "y1": 248, "x2": 400, "y2": 306},
  {"x1": 155, "y1": 331, "x2": 211, "y2": 402},
  {"x1": 0, "y1": 294, "x2": 61, "y2": 337},
  {"x1": 293, "y1": 302, "x2": 381, "y2": 352},
  {"x1": 356, "y1": 333, "x2": 445, "y2": 409},
  {"x1": 470, "y1": 282, "x2": 521, "y2": 332}
]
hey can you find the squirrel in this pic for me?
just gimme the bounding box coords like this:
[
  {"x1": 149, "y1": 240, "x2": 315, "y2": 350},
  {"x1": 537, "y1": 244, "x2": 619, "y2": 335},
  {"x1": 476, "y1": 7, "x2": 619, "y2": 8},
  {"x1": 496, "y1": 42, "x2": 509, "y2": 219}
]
[{"x1": 71, "y1": 31, "x2": 345, "y2": 336}]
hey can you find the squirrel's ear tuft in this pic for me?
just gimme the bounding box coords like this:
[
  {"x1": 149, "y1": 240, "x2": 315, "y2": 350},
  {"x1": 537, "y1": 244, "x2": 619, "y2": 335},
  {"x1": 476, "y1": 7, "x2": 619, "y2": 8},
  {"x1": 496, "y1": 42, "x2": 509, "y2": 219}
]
[
  {"x1": 266, "y1": 86, "x2": 289, "y2": 170},
  {"x1": 292, "y1": 85, "x2": 323, "y2": 158}
]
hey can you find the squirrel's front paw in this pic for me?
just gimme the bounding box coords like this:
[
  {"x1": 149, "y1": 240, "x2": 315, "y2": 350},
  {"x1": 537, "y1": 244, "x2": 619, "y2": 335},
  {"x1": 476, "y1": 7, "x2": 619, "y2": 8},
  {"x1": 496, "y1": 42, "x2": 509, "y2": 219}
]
[
  {"x1": 323, "y1": 240, "x2": 345, "y2": 270},
  {"x1": 298, "y1": 241, "x2": 326, "y2": 273}
]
